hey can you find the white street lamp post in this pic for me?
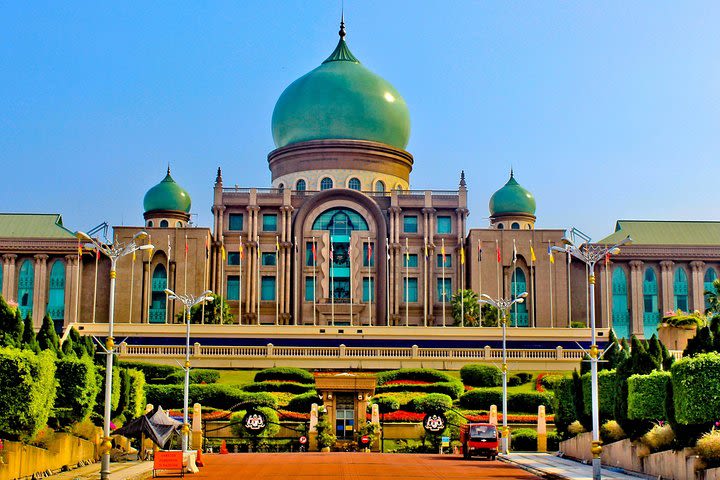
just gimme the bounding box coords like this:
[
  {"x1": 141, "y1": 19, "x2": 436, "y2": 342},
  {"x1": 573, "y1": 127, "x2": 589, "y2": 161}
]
[
  {"x1": 75, "y1": 231, "x2": 153, "y2": 480},
  {"x1": 552, "y1": 234, "x2": 631, "y2": 480},
  {"x1": 164, "y1": 288, "x2": 213, "y2": 452},
  {"x1": 479, "y1": 291, "x2": 528, "y2": 455}
]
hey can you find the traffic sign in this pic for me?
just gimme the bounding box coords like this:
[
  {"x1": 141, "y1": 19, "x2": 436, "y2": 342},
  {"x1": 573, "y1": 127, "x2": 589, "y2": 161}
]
[{"x1": 299, "y1": 436, "x2": 308, "y2": 444}]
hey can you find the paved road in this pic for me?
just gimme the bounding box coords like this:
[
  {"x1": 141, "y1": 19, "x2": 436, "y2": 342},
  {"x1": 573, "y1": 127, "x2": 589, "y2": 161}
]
[{"x1": 191, "y1": 452, "x2": 541, "y2": 479}]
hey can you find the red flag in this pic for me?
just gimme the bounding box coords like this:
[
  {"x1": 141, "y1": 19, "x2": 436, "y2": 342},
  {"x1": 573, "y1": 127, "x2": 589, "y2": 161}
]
[
  {"x1": 185, "y1": 240, "x2": 189, "y2": 255},
  {"x1": 96, "y1": 247, "x2": 100, "y2": 260},
  {"x1": 311, "y1": 242, "x2": 317, "y2": 263},
  {"x1": 496, "y1": 245, "x2": 501, "y2": 263},
  {"x1": 605, "y1": 253, "x2": 610, "y2": 265}
]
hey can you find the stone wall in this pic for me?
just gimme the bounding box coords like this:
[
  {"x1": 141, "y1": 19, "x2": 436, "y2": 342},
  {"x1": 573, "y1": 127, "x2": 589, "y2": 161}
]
[{"x1": 0, "y1": 433, "x2": 97, "y2": 480}]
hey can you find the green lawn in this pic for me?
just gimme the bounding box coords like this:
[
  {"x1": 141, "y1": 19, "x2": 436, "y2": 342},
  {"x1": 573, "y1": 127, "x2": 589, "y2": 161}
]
[{"x1": 216, "y1": 369, "x2": 259, "y2": 385}]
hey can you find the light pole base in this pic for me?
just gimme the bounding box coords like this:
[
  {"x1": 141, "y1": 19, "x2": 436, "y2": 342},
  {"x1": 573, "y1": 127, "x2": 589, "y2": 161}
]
[{"x1": 592, "y1": 457, "x2": 601, "y2": 479}]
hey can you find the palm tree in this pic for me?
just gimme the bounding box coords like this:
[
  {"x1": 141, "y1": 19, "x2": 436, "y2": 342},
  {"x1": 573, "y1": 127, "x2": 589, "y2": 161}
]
[{"x1": 450, "y1": 290, "x2": 480, "y2": 326}]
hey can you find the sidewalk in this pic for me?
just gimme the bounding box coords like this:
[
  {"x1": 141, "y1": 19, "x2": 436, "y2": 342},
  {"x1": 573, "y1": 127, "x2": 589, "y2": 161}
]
[
  {"x1": 46, "y1": 460, "x2": 153, "y2": 480},
  {"x1": 501, "y1": 453, "x2": 648, "y2": 480}
]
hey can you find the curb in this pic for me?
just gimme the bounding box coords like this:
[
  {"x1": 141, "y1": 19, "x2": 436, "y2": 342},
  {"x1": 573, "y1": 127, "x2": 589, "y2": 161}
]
[{"x1": 498, "y1": 455, "x2": 568, "y2": 480}]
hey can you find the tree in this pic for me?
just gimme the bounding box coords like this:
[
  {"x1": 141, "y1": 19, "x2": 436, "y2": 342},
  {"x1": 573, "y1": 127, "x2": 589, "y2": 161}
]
[
  {"x1": 22, "y1": 313, "x2": 39, "y2": 353},
  {"x1": 450, "y1": 290, "x2": 480, "y2": 326},
  {"x1": 704, "y1": 278, "x2": 720, "y2": 316},
  {"x1": 0, "y1": 296, "x2": 23, "y2": 348},
  {"x1": 480, "y1": 304, "x2": 499, "y2": 327},
  {"x1": 186, "y1": 294, "x2": 233, "y2": 325},
  {"x1": 36, "y1": 314, "x2": 60, "y2": 354},
  {"x1": 647, "y1": 334, "x2": 663, "y2": 368},
  {"x1": 601, "y1": 329, "x2": 621, "y2": 371},
  {"x1": 683, "y1": 326, "x2": 714, "y2": 357}
]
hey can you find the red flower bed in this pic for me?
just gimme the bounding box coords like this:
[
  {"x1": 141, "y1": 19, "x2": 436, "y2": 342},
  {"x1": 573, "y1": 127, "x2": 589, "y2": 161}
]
[
  {"x1": 365, "y1": 410, "x2": 425, "y2": 422},
  {"x1": 364, "y1": 411, "x2": 555, "y2": 424},
  {"x1": 383, "y1": 379, "x2": 432, "y2": 386},
  {"x1": 535, "y1": 373, "x2": 547, "y2": 393},
  {"x1": 278, "y1": 410, "x2": 310, "y2": 421}
]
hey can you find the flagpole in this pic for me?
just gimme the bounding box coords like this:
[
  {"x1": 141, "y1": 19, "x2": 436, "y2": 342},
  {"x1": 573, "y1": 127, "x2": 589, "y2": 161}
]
[
  {"x1": 441, "y1": 238, "x2": 446, "y2": 327},
  {"x1": 330, "y1": 240, "x2": 334, "y2": 327},
  {"x1": 184, "y1": 234, "x2": 188, "y2": 295},
  {"x1": 201, "y1": 237, "x2": 208, "y2": 324},
  {"x1": 605, "y1": 256, "x2": 611, "y2": 328},
  {"x1": 129, "y1": 250, "x2": 135, "y2": 323},
  {"x1": 350, "y1": 240, "x2": 353, "y2": 326},
  {"x1": 423, "y1": 238, "x2": 427, "y2": 328},
  {"x1": 405, "y1": 237, "x2": 409, "y2": 328},
  {"x1": 75, "y1": 242, "x2": 81, "y2": 323},
  {"x1": 220, "y1": 245, "x2": 225, "y2": 324},
  {"x1": 477, "y1": 239, "x2": 482, "y2": 327},
  {"x1": 513, "y1": 239, "x2": 518, "y2": 328},
  {"x1": 294, "y1": 236, "x2": 298, "y2": 326},
  {"x1": 313, "y1": 237, "x2": 317, "y2": 327},
  {"x1": 530, "y1": 241, "x2": 536, "y2": 328},
  {"x1": 460, "y1": 238, "x2": 465, "y2": 328},
  {"x1": 548, "y1": 242, "x2": 554, "y2": 328},
  {"x1": 92, "y1": 246, "x2": 99, "y2": 324},
  {"x1": 256, "y1": 235, "x2": 260, "y2": 324},
  {"x1": 567, "y1": 252, "x2": 572, "y2": 326},
  {"x1": 367, "y1": 237, "x2": 372, "y2": 327},
  {"x1": 495, "y1": 239, "x2": 501, "y2": 301},
  {"x1": 386, "y1": 238, "x2": 390, "y2": 326},
  {"x1": 166, "y1": 236, "x2": 171, "y2": 324},
  {"x1": 146, "y1": 236, "x2": 153, "y2": 323},
  {"x1": 276, "y1": 236, "x2": 279, "y2": 326},
  {"x1": 238, "y1": 235, "x2": 243, "y2": 326}
]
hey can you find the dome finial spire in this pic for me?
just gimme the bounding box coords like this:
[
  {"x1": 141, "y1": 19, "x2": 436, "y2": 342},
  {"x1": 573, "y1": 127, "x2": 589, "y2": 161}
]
[
  {"x1": 339, "y1": 6, "x2": 346, "y2": 40},
  {"x1": 510, "y1": 166, "x2": 513, "y2": 178},
  {"x1": 167, "y1": 163, "x2": 171, "y2": 176}
]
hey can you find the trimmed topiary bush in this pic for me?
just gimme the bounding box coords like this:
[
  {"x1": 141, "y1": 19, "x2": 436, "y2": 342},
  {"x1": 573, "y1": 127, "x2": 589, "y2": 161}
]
[
  {"x1": 375, "y1": 381, "x2": 464, "y2": 399},
  {"x1": 507, "y1": 374, "x2": 523, "y2": 387},
  {"x1": 459, "y1": 364, "x2": 501, "y2": 387},
  {"x1": 126, "y1": 369, "x2": 147, "y2": 419},
  {"x1": 0, "y1": 347, "x2": 57, "y2": 441},
  {"x1": 459, "y1": 388, "x2": 502, "y2": 410},
  {"x1": 230, "y1": 407, "x2": 280, "y2": 439},
  {"x1": 376, "y1": 368, "x2": 455, "y2": 385},
  {"x1": 554, "y1": 377, "x2": 577, "y2": 439},
  {"x1": 515, "y1": 372, "x2": 533, "y2": 384},
  {"x1": 508, "y1": 392, "x2": 554, "y2": 414},
  {"x1": 671, "y1": 352, "x2": 720, "y2": 424},
  {"x1": 581, "y1": 370, "x2": 617, "y2": 418},
  {"x1": 242, "y1": 382, "x2": 315, "y2": 395},
  {"x1": 145, "y1": 384, "x2": 277, "y2": 410},
  {"x1": 159, "y1": 369, "x2": 221, "y2": 385},
  {"x1": 371, "y1": 396, "x2": 400, "y2": 413},
  {"x1": 510, "y1": 428, "x2": 537, "y2": 451},
  {"x1": 285, "y1": 391, "x2": 320, "y2": 413},
  {"x1": 540, "y1": 374, "x2": 567, "y2": 391},
  {"x1": 117, "y1": 361, "x2": 179, "y2": 382},
  {"x1": 627, "y1": 371, "x2": 670, "y2": 421},
  {"x1": 52, "y1": 355, "x2": 98, "y2": 427},
  {"x1": 410, "y1": 393, "x2": 452, "y2": 413},
  {"x1": 600, "y1": 420, "x2": 626, "y2": 443},
  {"x1": 254, "y1": 367, "x2": 314, "y2": 384},
  {"x1": 640, "y1": 423, "x2": 674, "y2": 452}
]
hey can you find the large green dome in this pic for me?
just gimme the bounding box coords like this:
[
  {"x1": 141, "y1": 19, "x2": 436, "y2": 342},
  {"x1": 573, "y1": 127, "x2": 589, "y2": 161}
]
[
  {"x1": 271, "y1": 26, "x2": 411, "y2": 150},
  {"x1": 143, "y1": 169, "x2": 191, "y2": 214},
  {"x1": 489, "y1": 171, "x2": 536, "y2": 216}
]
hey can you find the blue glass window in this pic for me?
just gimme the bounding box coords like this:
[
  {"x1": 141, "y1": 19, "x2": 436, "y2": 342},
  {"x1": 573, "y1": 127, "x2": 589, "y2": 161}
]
[
  {"x1": 362, "y1": 277, "x2": 375, "y2": 302},
  {"x1": 261, "y1": 276, "x2": 276, "y2": 301},
  {"x1": 348, "y1": 178, "x2": 361, "y2": 190},
  {"x1": 404, "y1": 254, "x2": 418, "y2": 268},
  {"x1": 17, "y1": 260, "x2": 34, "y2": 320},
  {"x1": 673, "y1": 268, "x2": 689, "y2": 311},
  {"x1": 403, "y1": 215, "x2": 418, "y2": 233},
  {"x1": 403, "y1": 278, "x2": 418, "y2": 302},
  {"x1": 305, "y1": 277, "x2": 316, "y2": 301},
  {"x1": 511, "y1": 222, "x2": 520, "y2": 230},
  {"x1": 375, "y1": 181, "x2": 385, "y2": 192},
  {"x1": 262, "y1": 214, "x2": 277, "y2": 232},
  {"x1": 705, "y1": 268, "x2": 717, "y2": 311},
  {"x1": 437, "y1": 278, "x2": 451, "y2": 302},
  {"x1": 306, "y1": 241, "x2": 318, "y2": 267},
  {"x1": 510, "y1": 268, "x2": 529, "y2": 327},
  {"x1": 437, "y1": 216, "x2": 452, "y2": 234},
  {"x1": 150, "y1": 264, "x2": 167, "y2": 324},
  {"x1": 227, "y1": 252, "x2": 240, "y2": 266},
  {"x1": 47, "y1": 261, "x2": 66, "y2": 322},
  {"x1": 612, "y1": 267, "x2": 630, "y2": 339},
  {"x1": 363, "y1": 242, "x2": 375, "y2": 267},
  {"x1": 643, "y1": 268, "x2": 659, "y2": 338},
  {"x1": 227, "y1": 275, "x2": 240, "y2": 301},
  {"x1": 320, "y1": 177, "x2": 333, "y2": 190},
  {"x1": 262, "y1": 252, "x2": 277, "y2": 266},
  {"x1": 229, "y1": 214, "x2": 243, "y2": 231},
  {"x1": 312, "y1": 208, "x2": 369, "y2": 233},
  {"x1": 296, "y1": 179, "x2": 306, "y2": 191},
  {"x1": 437, "y1": 254, "x2": 451, "y2": 268}
]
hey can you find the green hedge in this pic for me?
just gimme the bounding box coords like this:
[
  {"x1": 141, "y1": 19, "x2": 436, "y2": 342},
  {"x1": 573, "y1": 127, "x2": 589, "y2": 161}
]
[
  {"x1": 126, "y1": 369, "x2": 147, "y2": 419},
  {"x1": 554, "y1": 377, "x2": 577, "y2": 438},
  {"x1": 627, "y1": 371, "x2": 670, "y2": 421},
  {"x1": 285, "y1": 391, "x2": 320, "y2": 413},
  {"x1": 0, "y1": 348, "x2": 57, "y2": 441},
  {"x1": 117, "y1": 361, "x2": 179, "y2": 382},
  {"x1": 409, "y1": 393, "x2": 452, "y2": 413},
  {"x1": 671, "y1": 352, "x2": 720, "y2": 425},
  {"x1": 376, "y1": 368, "x2": 455, "y2": 385},
  {"x1": 145, "y1": 384, "x2": 277, "y2": 410},
  {"x1": 159, "y1": 369, "x2": 220, "y2": 385},
  {"x1": 241, "y1": 382, "x2": 315, "y2": 394},
  {"x1": 459, "y1": 364, "x2": 502, "y2": 387},
  {"x1": 581, "y1": 370, "x2": 617, "y2": 417},
  {"x1": 371, "y1": 396, "x2": 400, "y2": 413},
  {"x1": 510, "y1": 429, "x2": 560, "y2": 452},
  {"x1": 254, "y1": 367, "x2": 314, "y2": 384},
  {"x1": 375, "y1": 381, "x2": 464, "y2": 399},
  {"x1": 541, "y1": 374, "x2": 567, "y2": 391},
  {"x1": 53, "y1": 356, "x2": 98, "y2": 427},
  {"x1": 459, "y1": 389, "x2": 553, "y2": 413}
]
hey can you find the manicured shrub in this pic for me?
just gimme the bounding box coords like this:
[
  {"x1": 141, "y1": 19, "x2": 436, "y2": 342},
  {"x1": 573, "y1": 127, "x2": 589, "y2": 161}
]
[
  {"x1": 36, "y1": 314, "x2": 60, "y2": 354},
  {"x1": 284, "y1": 391, "x2": 320, "y2": 413},
  {"x1": 145, "y1": 384, "x2": 277, "y2": 410},
  {"x1": 640, "y1": 423, "x2": 674, "y2": 452},
  {"x1": 508, "y1": 392, "x2": 554, "y2": 414},
  {"x1": 126, "y1": 369, "x2": 147, "y2": 419},
  {"x1": 242, "y1": 382, "x2": 315, "y2": 394},
  {"x1": 510, "y1": 428, "x2": 537, "y2": 451},
  {"x1": 696, "y1": 430, "x2": 720, "y2": 466},
  {"x1": 160, "y1": 369, "x2": 221, "y2": 385},
  {"x1": 507, "y1": 375, "x2": 523, "y2": 387},
  {"x1": 627, "y1": 371, "x2": 670, "y2": 421},
  {"x1": 375, "y1": 381, "x2": 463, "y2": 399},
  {"x1": 230, "y1": 407, "x2": 280, "y2": 439},
  {"x1": 459, "y1": 388, "x2": 502, "y2": 410},
  {"x1": 554, "y1": 377, "x2": 577, "y2": 439},
  {"x1": 459, "y1": 364, "x2": 501, "y2": 387},
  {"x1": 0, "y1": 347, "x2": 57, "y2": 441},
  {"x1": 254, "y1": 367, "x2": 314, "y2": 384},
  {"x1": 117, "y1": 361, "x2": 179, "y2": 382},
  {"x1": 371, "y1": 396, "x2": 400, "y2": 413},
  {"x1": 581, "y1": 370, "x2": 617, "y2": 418},
  {"x1": 21, "y1": 313, "x2": 39, "y2": 353},
  {"x1": 671, "y1": 352, "x2": 720, "y2": 424},
  {"x1": 410, "y1": 393, "x2": 452, "y2": 413},
  {"x1": 376, "y1": 368, "x2": 455, "y2": 385},
  {"x1": 600, "y1": 420, "x2": 626, "y2": 443},
  {"x1": 515, "y1": 372, "x2": 533, "y2": 384},
  {"x1": 94, "y1": 364, "x2": 121, "y2": 419},
  {"x1": 0, "y1": 297, "x2": 23, "y2": 348},
  {"x1": 540, "y1": 374, "x2": 566, "y2": 391},
  {"x1": 568, "y1": 421, "x2": 586, "y2": 436},
  {"x1": 52, "y1": 355, "x2": 99, "y2": 427}
]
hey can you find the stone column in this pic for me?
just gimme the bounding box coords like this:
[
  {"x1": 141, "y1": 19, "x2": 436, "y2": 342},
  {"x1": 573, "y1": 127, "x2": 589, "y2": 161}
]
[
  {"x1": 142, "y1": 260, "x2": 150, "y2": 323},
  {"x1": 629, "y1": 261, "x2": 644, "y2": 336},
  {"x1": 690, "y1": 261, "x2": 706, "y2": 312},
  {"x1": 423, "y1": 207, "x2": 436, "y2": 323},
  {"x1": 32, "y1": 254, "x2": 49, "y2": 328},
  {"x1": 64, "y1": 255, "x2": 79, "y2": 325},
  {"x1": 2, "y1": 254, "x2": 17, "y2": 301},
  {"x1": 660, "y1": 260, "x2": 675, "y2": 314},
  {"x1": 597, "y1": 263, "x2": 610, "y2": 329}
]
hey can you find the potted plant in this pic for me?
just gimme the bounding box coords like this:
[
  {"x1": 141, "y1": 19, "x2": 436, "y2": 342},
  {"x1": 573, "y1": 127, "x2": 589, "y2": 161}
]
[{"x1": 658, "y1": 310, "x2": 706, "y2": 350}]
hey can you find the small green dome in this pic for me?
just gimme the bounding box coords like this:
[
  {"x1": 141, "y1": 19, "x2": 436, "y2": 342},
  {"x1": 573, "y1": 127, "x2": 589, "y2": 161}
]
[
  {"x1": 271, "y1": 27, "x2": 411, "y2": 150},
  {"x1": 143, "y1": 169, "x2": 191, "y2": 214},
  {"x1": 489, "y1": 171, "x2": 536, "y2": 216}
]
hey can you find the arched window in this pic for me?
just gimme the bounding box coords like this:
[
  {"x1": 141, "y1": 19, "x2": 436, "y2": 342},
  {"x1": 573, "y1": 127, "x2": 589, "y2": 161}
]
[
  {"x1": 17, "y1": 260, "x2": 34, "y2": 320},
  {"x1": 312, "y1": 207, "x2": 369, "y2": 236},
  {"x1": 375, "y1": 180, "x2": 385, "y2": 193},
  {"x1": 643, "y1": 268, "x2": 659, "y2": 338},
  {"x1": 296, "y1": 179, "x2": 306, "y2": 191},
  {"x1": 348, "y1": 178, "x2": 361, "y2": 191},
  {"x1": 147, "y1": 220, "x2": 154, "y2": 227},
  {"x1": 149, "y1": 264, "x2": 167, "y2": 323},
  {"x1": 320, "y1": 177, "x2": 333, "y2": 190},
  {"x1": 176, "y1": 221, "x2": 182, "y2": 227},
  {"x1": 510, "y1": 268, "x2": 529, "y2": 327},
  {"x1": 511, "y1": 222, "x2": 520, "y2": 230},
  {"x1": 395, "y1": 184, "x2": 403, "y2": 191},
  {"x1": 704, "y1": 268, "x2": 718, "y2": 311},
  {"x1": 160, "y1": 220, "x2": 169, "y2": 228},
  {"x1": 47, "y1": 261, "x2": 66, "y2": 326},
  {"x1": 497, "y1": 223, "x2": 504, "y2": 229},
  {"x1": 278, "y1": 183, "x2": 284, "y2": 189},
  {"x1": 612, "y1": 267, "x2": 630, "y2": 339},
  {"x1": 673, "y1": 267, "x2": 689, "y2": 312}
]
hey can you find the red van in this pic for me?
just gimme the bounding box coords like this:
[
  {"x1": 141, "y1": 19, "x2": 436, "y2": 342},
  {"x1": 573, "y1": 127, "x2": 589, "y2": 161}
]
[{"x1": 459, "y1": 423, "x2": 499, "y2": 460}]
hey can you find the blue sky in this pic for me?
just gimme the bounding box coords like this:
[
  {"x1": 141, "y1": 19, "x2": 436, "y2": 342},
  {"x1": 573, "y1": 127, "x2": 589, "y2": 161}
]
[{"x1": 1, "y1": 2, "x2": 718, "y2": 240}]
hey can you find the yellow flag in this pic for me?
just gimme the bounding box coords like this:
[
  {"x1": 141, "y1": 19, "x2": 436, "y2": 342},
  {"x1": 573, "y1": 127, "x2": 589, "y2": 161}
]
[
  {"x1": 132, "y1": 250, "x2": 136, "y2": 262},
  {"x1": 530, "y1": 244, "x2": 536, "y2": 263},
  {"x1": 221, "y1": 245, "x2": 226, "y2": 261},
  {"x1": 276, "y1": 236, "x2": 280, "y2": 251},
  {"x1": 460, "y1": 246, "x2": 465, "y2": 264},
  {"x1": 405, "y1": 238, "x2": 410, "y2": 261}
]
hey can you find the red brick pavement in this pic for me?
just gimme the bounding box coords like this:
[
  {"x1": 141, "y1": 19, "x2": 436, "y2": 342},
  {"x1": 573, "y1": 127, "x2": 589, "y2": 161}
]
[{"x1": 189, "y1": 453, "x2": 540, "y2": 479}]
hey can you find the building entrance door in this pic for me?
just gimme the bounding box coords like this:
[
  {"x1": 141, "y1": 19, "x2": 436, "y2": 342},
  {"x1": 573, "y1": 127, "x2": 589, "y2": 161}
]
[{"x1": 335, "y1": 393, "x2": 355, "y2": 440}]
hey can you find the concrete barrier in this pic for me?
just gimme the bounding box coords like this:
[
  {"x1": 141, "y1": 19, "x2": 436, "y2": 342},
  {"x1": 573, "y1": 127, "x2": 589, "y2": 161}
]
[
  {"x1": 559, "y1": 432, "x2": 593, "y2": 462},
  {"x1": 601, "y1": 439, "x2": 642, "y2": 473},
  {"x1": 0, "y1": 433, "x2": 97, "y2": 480},
  {"x1": 643, "y1": 447, "x2": 701, "y2": 480}
]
